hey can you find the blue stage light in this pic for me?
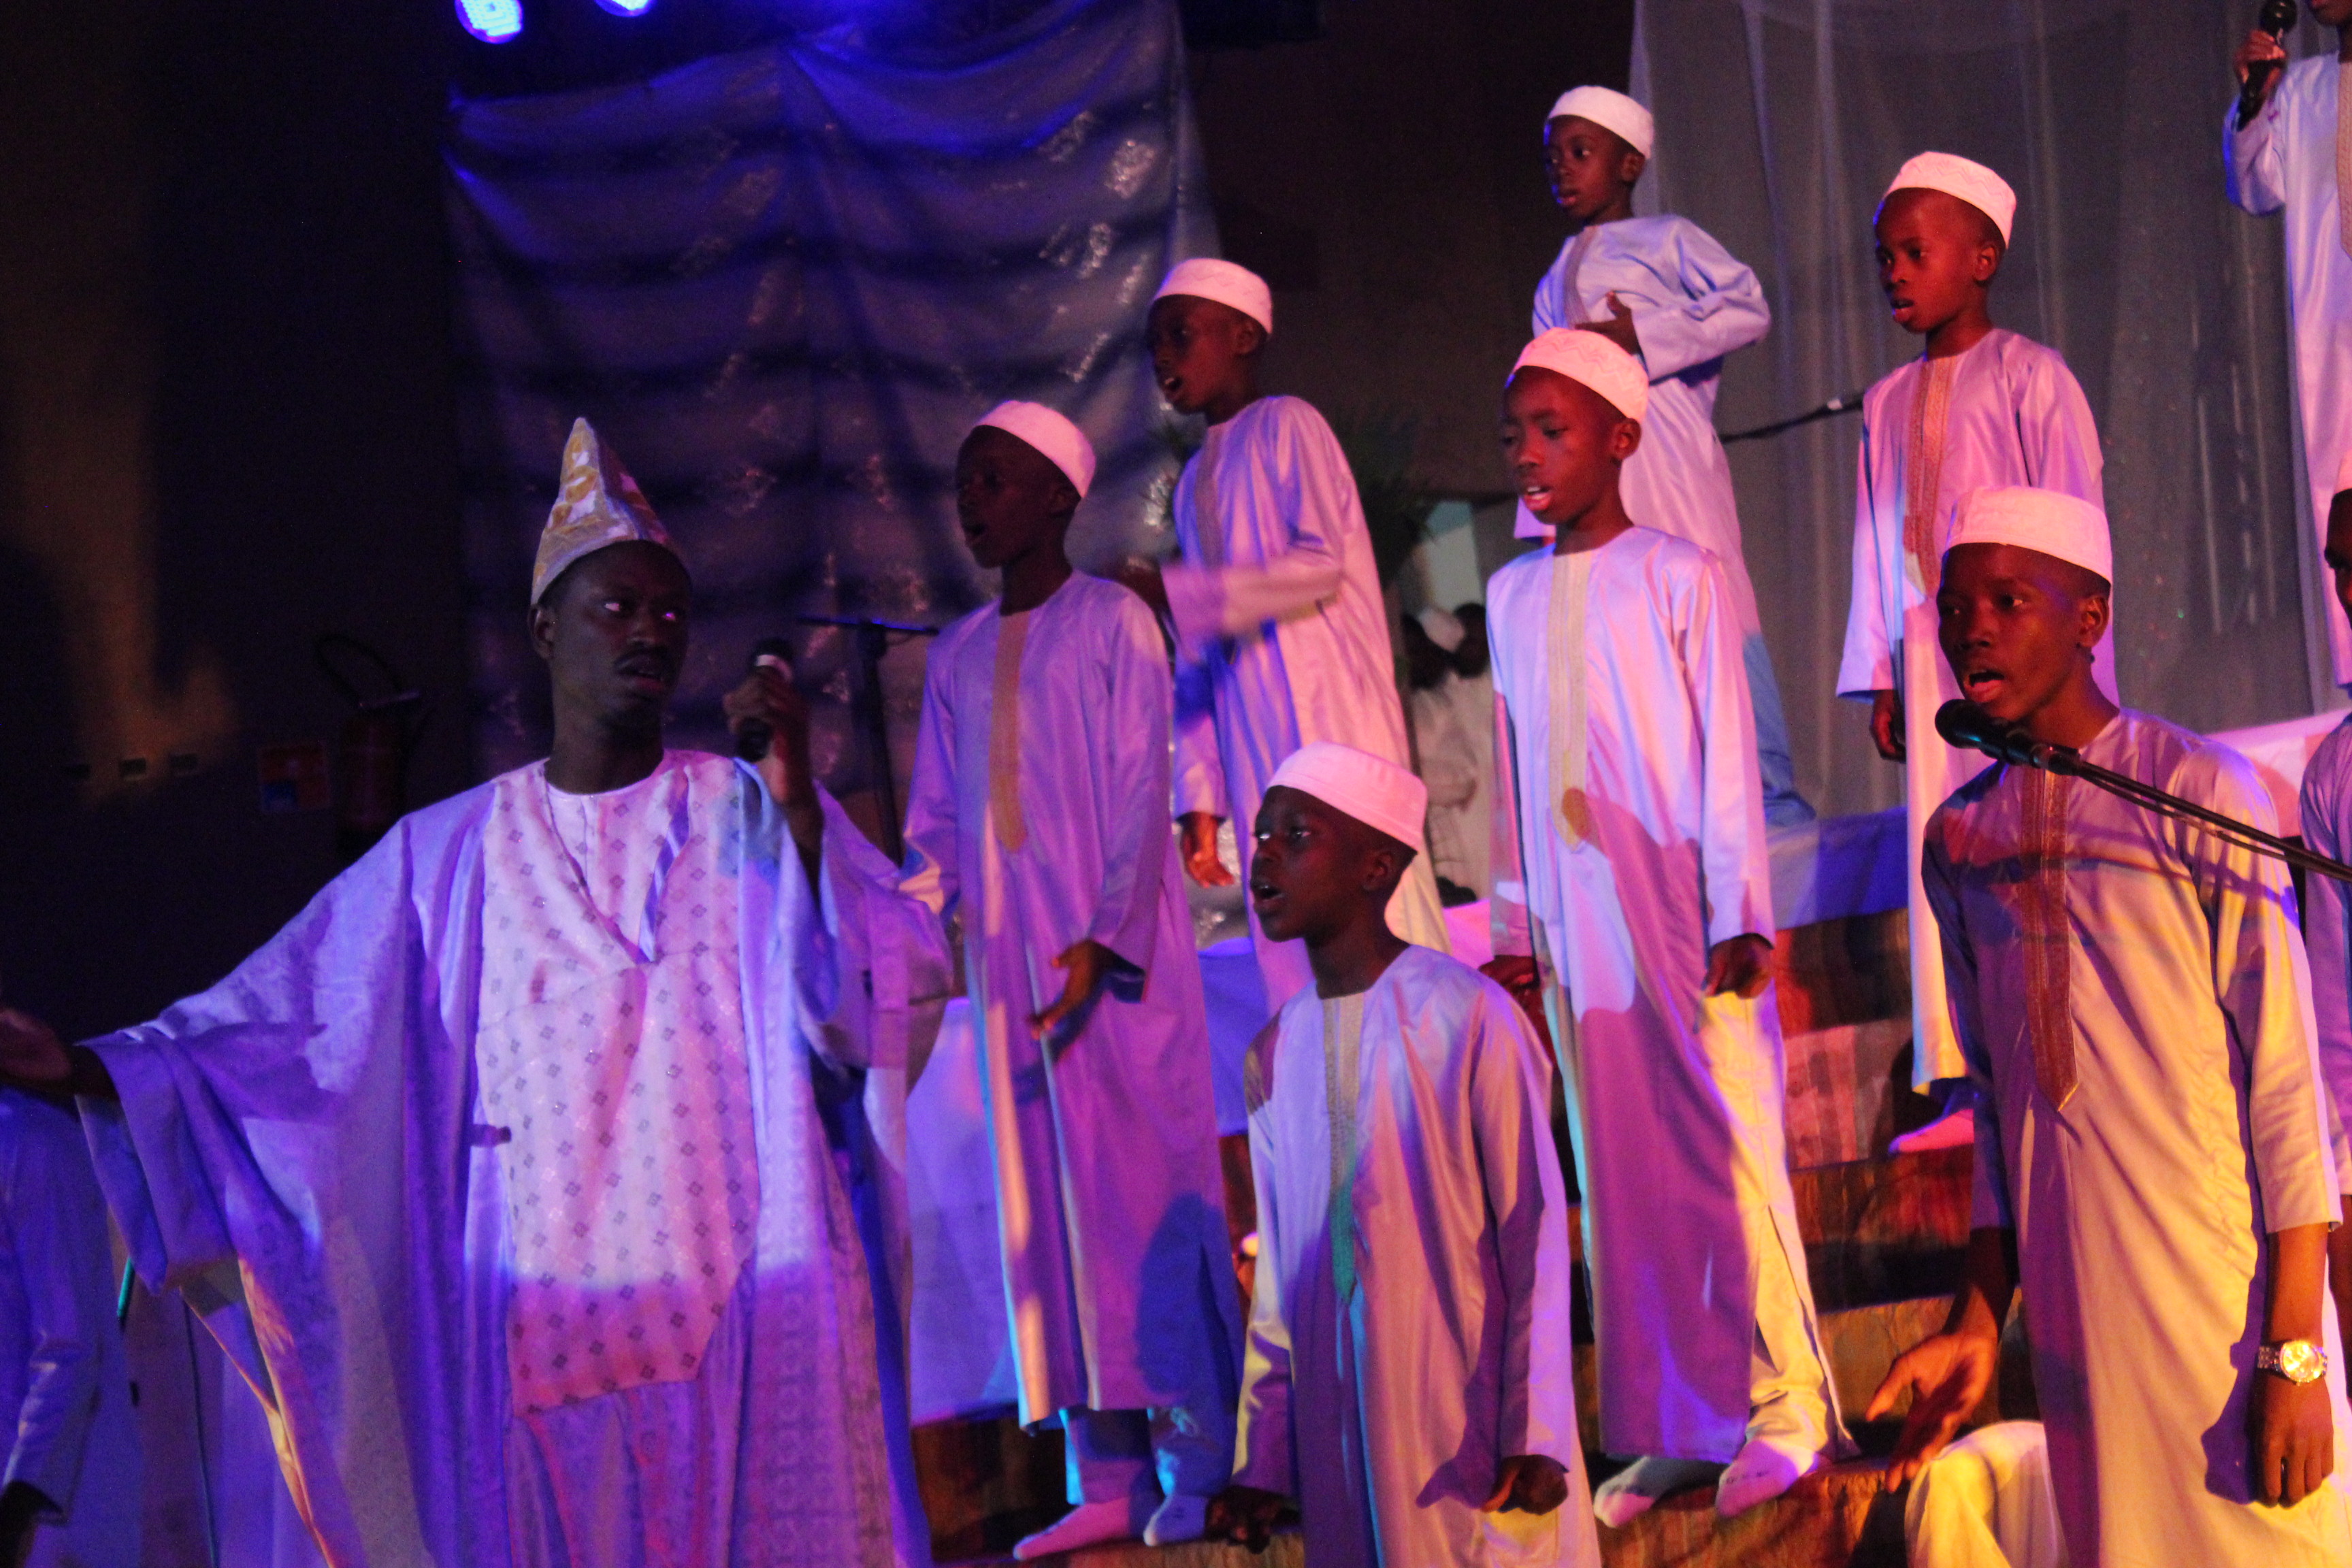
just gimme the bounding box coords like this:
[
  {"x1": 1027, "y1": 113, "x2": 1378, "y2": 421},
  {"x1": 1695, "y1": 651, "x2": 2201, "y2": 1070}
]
[
  {"x1": 593, "y1": 0, "x2": 657, "y2": 14},
  {"x1": 457, "y1": 0, "x2": 523, "y2": 43}
]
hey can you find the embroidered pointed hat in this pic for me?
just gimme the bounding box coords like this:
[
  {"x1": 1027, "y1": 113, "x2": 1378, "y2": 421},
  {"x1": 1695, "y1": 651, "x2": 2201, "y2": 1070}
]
[{"x1": 530, "y1": 418, "x2": 683, "y2": 604}]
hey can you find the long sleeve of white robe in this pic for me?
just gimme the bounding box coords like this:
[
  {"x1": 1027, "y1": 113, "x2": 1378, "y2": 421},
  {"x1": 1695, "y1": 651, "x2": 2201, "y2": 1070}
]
[
  {"x1": 1485, "y1": 529, "x2": 1840, "y2": 1463},
  {"x1": 897, "y1": 575, "x2": 1240, "y2": 1437},
  {"x1": 2229, "y1": 54, "x2": 2352, "y2": 684},
  {"x1": 1160, "y1": 395, "x2": 1450, "y2": 1008},
  {"x1": 1838, "y1": 327, "x2": 2106, "y2": 1090},
  {"x1": 1529, "y1": 216, "x2": 1770, "y2": 633},
  {"x1": 2302, "y1": 715, "x2": 2352, "y2": 1158},
  {"x1": 71, "y1": 765, "x2": 943, "y2": 1568},
  {"x1": 1232, "y1": 947, "x2": 1596, "y2": 1568},
  {"x1": 1923, "y1": 711, "x2": 2352, "y2": 1568},
  {"x1": 0, "y1": 1092, "x2": 140, "y2": 1567}
]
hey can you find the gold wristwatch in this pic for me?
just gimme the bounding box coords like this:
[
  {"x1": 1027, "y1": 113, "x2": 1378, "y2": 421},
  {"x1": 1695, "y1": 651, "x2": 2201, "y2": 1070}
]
[{"x1": 2257, "y1": 1339, "x2": 2328, "y2": 1385}]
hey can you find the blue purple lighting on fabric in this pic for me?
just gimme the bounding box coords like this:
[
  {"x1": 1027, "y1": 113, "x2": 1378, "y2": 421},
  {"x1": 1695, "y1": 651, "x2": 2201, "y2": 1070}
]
[
  {"x1": 457, "y1": 0, "x2": 522, "y2": 44},
  {"x1": 592, "y1": 0, "x2": 656, "y2": 14}
]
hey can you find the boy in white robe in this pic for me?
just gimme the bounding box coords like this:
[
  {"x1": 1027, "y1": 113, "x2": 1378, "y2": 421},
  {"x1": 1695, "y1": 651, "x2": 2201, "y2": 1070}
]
[
  {"x1": 1838, "y1": 152, "x2": 2108, "y2": 1145},
  {"x1": 2231, "y1": 6, "x2": 2352, "y2": 683},
  {"x1": 1531, "y1": 85, "x2": 1805, "y2": 827},
  {"x1": 0, "y1": 1088, "x2": 140, "y2": 1567},
  {"x1": 0, "y1": 421, "x2": 949, "y2": 1568},
  {"x1": 1114, "y1": 259, "x2": 1450, "y2": 1015},
  {"x1": 1207, "y1": 742, "x2": 1597, "y2": 1568},
  {"x1": 1871, "y1": 486, "x2": 2352, "y2": 1567},
  {"x1": 1484, "y1": 329, "x2": 1844, "y2": 1526},
  {"x1": 899, "y1": 403, "x2": 1240, "y2": 1558}
]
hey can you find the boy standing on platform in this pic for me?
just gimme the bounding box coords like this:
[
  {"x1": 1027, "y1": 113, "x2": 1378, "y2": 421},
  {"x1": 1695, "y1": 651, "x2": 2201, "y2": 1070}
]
[
  {"x1": 1115, "y1": 259, "x2": 1450, "y2": 1015},
  {"x1": 1207, "y1": 742, "x2": 1596, "y2": 1568},
  {"x1": 2232, "y1": 5, "x2": 2352, "y2": 683},
  {"x1": 901, "y1": 404, "x2": 1241, "y2": 1559},
  {"x1": 1531, "y1": 85, "x2": 1806, "y2": 827},
  {"x1": 1838, "y1": 152, "x2": 2107, "y2": 1148},
  {"x1": 1872, "y1": 486, "x2": 2352, "y2": 1567},
  {"x1": 1484, "y1": 330, "x2": 1844, "y2": 1526}
]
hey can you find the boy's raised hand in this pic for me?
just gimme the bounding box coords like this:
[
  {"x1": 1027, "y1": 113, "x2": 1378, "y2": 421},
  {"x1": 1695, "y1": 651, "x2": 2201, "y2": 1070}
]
[
  {"x1": 1869, "y1": 688, "x2": 1906, "y2": 762},
  {"x1": 1204, "y1": 1484, "x2": 1289, "y2": 1552},
  {"x1": 1575, "y1": 293, "x2": 1642, "y2": 359},
  {"x1": 1482, "y1": 1454, "x2": 1569, "y2": 1515},
  {"x1": 2236, "y1": 28, "x2": 2288, "y2": 113},
  {"x1": 1863, "y1": 1328, "x2": 1999, "y2": 1488}
]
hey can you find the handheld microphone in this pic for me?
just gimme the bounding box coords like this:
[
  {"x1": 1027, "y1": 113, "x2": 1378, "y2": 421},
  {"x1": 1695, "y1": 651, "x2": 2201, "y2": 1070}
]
[
  {"x1": 734, "y1": 637, "x2": 796, "y2": 763},
  {"x1": 2238, "y1": 0, "x2": 2299, "y2": 129}
]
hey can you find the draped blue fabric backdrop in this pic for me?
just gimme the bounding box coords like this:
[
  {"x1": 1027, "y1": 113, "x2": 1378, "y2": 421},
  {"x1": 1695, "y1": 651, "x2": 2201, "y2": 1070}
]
[{"x1": 445, "y1": 0, "x2": 1213, "y2": 794}]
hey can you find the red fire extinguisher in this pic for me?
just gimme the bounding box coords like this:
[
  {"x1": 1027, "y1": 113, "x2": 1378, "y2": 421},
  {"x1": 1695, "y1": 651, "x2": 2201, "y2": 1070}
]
[{"x1": 315, "y1": 634, "x2": 425, "y2": 865}]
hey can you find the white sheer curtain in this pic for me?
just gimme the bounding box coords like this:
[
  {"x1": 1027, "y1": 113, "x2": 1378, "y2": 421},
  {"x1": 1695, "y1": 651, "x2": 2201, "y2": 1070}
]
[{"x1": 1633, "y1": 0, "x2": 2324, "y2": 816}]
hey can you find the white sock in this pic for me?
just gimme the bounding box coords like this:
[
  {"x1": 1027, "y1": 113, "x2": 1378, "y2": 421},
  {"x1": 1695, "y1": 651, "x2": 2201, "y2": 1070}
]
[
  {"x1": 1011, "y1": 1499, "x2": 1141, "y2": 1560},
  {"x1": 1142, "y1": 1492, "x2": 1210, "y2": 1546},
  {"x1": 1591, "y1": 1456, "x2": 1722, "y2": 1529},
  {"x1": 1714, "y1": 1434, "x2": 1827, "y2": 1518}
]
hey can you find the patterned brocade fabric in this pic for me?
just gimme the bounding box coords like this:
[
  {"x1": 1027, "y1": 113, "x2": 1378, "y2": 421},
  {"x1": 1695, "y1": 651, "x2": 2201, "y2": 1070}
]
[
  {"x1": 2018, "y1": 767, "x2": 2077, "y2": 1109},
  {"x1": 478, "y1": 754, "x2": 760, "y2": 1414}
]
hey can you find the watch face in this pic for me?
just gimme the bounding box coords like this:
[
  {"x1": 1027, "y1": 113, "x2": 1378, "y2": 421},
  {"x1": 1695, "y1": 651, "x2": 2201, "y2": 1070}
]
[{"x1": 2281, "y1": 1341, "x2": 2327, "y2": 1384}]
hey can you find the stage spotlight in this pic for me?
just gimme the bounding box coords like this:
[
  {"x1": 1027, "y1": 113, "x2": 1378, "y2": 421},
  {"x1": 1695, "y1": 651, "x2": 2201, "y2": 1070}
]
[
  {"x1": 593, "y1": 0, "x2": 657, "y2": 14},
  {"x1": 457, "y1": 0, "x2": 523, "y2": 43}
]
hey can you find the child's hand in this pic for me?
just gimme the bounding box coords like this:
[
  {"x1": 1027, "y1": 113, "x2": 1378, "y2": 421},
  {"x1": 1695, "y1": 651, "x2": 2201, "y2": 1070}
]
[
  {"x1": 2236, "y1": 28, "x2": 2288, "y2": 108},
  {"x1": 1031, "y1": 939, "x2": 1115, "y2": 1044},
  {"x1": 1483, "y1": 1454, "x2": 1569, "y2": 1515},
  {"x1": 1869, "y1": 688, "x2": 1906, "y2": 762},
  {"x1": 1864, "y1": 1329, "x2": 1999, "y2": 1487},
  {"x1": 1180, "y1": 812, "x2": 1237, "y2": 887},
  {"x1": 1575, "y1": 293, "x2": 1642, "y2": 358},
  {"x1": 1704, "y1": 934, "x2": 1774, "y2": 999},
  {"x1": 1204, "y1": 1484, "x2": 1289, "y2": 1552},
  {"x1": 2251, "y1": 1364, "x2": 2336, "y2": 1507}
]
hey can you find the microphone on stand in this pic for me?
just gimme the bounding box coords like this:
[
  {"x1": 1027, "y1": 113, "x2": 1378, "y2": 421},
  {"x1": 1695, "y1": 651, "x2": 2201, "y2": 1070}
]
[
  {"x1": 733, "y1": 637, "x2": 796, "y2": 763},
  {"x1": 1932, "y1": 700, "x2": 2352, "y2": 887},
  {"x1": 2238, "y1": 0, "x2": 2299, "y2": 129}
]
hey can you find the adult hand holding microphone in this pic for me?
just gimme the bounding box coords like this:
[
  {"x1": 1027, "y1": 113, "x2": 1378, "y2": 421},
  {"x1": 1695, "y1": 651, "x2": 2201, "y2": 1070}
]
[
  {"x1": 722, "y1": 638, "x2": 828, "y2": 875},
  {"x1": 2234, "y1": 0, "x2": 2300, "y2": 129}
]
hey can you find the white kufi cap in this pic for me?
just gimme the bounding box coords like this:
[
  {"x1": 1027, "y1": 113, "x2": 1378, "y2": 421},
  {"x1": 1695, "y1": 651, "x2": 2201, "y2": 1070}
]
[
  {"x1": 1510, "y1": 327, "x2": 1648, "y2": 422},
  {"x1": 532, "y1": 418, "x2": 683, "y2": 605},
  {"x1": 1152, "y1": 258, "x2": 1273, "y2": 335},
  {"x1": 1881, "y1": 152, "x2": 2016, "y2": 244},
  {"x1": 1416, "y1": 606, "x2": 1465, "y2": 652},
  {"x1": 973, "y1": 400, "x2": 1096, "y2": 497},
  {"x1": 1946, "y1": 486, "x2": 2112, "y2": 586},
  {"x1": 1266, "y1": 742, "x2": 1427, "y2": 854},
  {"x1": 1546, "y1": 86, "x2": 1654, "y2": 161}
]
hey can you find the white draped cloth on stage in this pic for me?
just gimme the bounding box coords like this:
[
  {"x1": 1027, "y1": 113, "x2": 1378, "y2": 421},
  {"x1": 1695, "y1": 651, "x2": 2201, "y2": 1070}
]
[
  {"x1": 900, "y1": 574, "x2": 1240, "y2": 1446},
  {"x1": 1837, "y1": 329, "x2": 2106, "y2": 1089},
  {"x1": 1164, "y1": 395, "x2": 1450, "y2": 1011},
  {"x1": 76, "y1": 751, "x2": 947, "y2": 1568},
  {"x1": 1924, "y1": 712, "x2": 2352, "y2": 1567},
  {"x1": 1231, "y1": 947, "x2": 1597, "y2": 1568},
  {"x1": 0, "y1": 1092, "x2": 140, "y2": 1568},
  {"x1": 2230, "y1": 53, "x2": 2352, "y2": 683},
  {"x1": 1488, "y1": 529, "x2": 1840, "y2": 1463}
]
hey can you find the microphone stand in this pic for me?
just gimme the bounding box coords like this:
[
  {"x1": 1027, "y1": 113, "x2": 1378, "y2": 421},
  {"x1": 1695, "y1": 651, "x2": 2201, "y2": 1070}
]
[
  {"x1": 798, "y1": 615, "x2": 941, "y2": 863},
  {"x1": 1951, "y1": 713, "x2": 2352, "y2": 885}
]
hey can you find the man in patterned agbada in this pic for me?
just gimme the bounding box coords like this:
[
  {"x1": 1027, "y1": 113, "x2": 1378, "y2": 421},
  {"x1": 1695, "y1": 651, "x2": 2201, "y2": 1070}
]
[{"x1": 0, "y1": 419, "x2": 946, "y2": 1568}]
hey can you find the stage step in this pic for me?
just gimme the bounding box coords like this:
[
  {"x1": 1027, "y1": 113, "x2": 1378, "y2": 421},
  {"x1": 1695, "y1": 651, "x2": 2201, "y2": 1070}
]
[
  {"x1": 941, "y1": 1529, "x2": 1306, "y2": 1567},
  {"x1": 1591, "y1": 1458, "x2": 1906, "y2": 1568},
  {"x1": 1792, "y1": 1145, "x2": 1970, "y2": 1311}
]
